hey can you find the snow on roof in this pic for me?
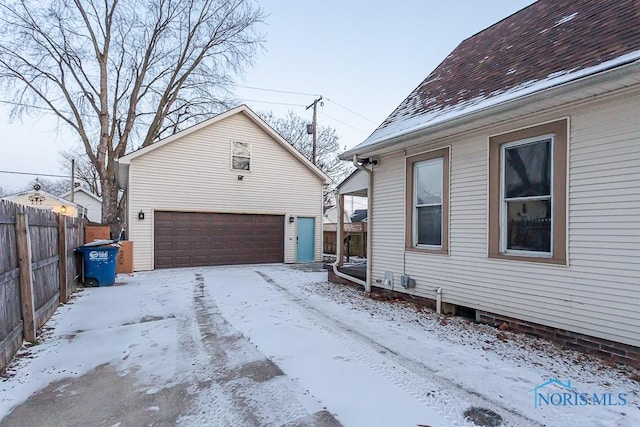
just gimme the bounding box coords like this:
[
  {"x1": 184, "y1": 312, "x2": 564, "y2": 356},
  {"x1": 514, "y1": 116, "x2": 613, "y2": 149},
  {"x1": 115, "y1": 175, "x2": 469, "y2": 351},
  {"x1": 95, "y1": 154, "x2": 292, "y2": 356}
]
[
  {"x1": 356, "y1": 49, "x2": 640, "y2": 150},
  {"x1": 346, "y1": 0, "x2": 640, "y2": 155}
]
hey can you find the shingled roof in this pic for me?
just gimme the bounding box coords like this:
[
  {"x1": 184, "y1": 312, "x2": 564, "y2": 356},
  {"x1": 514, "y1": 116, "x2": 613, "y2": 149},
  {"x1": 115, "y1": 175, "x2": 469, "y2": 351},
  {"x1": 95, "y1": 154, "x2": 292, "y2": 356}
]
[{"x1": 351, "y1": 0, "x2": 640, "y2": 152}]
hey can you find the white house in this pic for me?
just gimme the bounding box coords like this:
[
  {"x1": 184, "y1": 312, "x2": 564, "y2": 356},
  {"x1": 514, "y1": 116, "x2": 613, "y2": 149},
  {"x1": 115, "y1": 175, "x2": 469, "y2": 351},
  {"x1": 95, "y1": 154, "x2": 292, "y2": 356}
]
[
  {"x1": 2, "y1": 185, "x2": 80, "y2": 218},
  {"x1": 338, "y1": 0, "x2": 640, "y2": 365},
  {"x1": 62, "y1": 186, "x2": 103, "y2": 223},
  {"x1": 117, "y1": 105, "x2": 330, "y2": 271}
]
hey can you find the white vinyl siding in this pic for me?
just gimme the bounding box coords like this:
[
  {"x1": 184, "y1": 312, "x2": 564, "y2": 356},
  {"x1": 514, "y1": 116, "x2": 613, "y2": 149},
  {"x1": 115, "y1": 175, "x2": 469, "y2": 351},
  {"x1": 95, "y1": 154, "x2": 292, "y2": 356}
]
[
  {"x1": 371, "y1": 88, "x2": 640, "y2": 347},
  {"x1": 68, "y1": 190, "x2": 102, "y2": 223},
  {"x1": 127, "y1": 112, "x2": 324, "y2": 270}
]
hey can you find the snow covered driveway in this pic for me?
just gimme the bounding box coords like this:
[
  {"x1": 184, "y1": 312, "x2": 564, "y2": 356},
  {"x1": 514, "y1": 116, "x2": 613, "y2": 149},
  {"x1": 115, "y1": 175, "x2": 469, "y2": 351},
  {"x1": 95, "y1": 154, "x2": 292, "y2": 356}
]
[{"x1": 1, "y1": 265, "x2": 638, "y2": 426}]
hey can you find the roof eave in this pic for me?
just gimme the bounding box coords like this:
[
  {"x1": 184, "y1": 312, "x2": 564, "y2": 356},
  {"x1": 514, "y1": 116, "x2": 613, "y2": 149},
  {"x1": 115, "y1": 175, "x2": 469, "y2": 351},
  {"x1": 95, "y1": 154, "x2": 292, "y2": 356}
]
[{"x1": 340, "y1": 59, "x2": 640, "y2": 160}]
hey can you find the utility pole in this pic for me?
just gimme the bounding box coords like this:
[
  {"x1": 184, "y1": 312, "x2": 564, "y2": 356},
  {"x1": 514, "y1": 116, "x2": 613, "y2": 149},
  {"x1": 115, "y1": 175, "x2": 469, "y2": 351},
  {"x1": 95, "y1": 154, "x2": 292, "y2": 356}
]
[
  {"x1": 70, "y1": 158, "x2": 75, "y2": 202},
  {"x1": 306, "y1": 96, "x2": 323, "y2": 165}
]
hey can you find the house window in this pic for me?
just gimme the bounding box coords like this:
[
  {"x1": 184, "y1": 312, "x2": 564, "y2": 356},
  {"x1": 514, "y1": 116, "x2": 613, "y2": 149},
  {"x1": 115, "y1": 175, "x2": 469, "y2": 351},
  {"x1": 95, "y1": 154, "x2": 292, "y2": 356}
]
[
  {"x1": 501, "y1": 136, "x2": 552, "y2": 254},
  {"x1": 405, "y1": 147, "x2": 449, "y2": 253},
  {"x1": 489, "y1": 120, "x2": 567, "y2": 264},
  {"x1": 232, "y1": 141, "x2": 251, "y2": 170}
]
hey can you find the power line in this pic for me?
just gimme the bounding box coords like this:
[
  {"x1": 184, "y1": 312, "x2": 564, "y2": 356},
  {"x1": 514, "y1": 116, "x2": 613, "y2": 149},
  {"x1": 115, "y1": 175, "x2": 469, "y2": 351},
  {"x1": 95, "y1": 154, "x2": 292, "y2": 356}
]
[
  {"x1": 237, "y1": 98, "x2": 307, "y2": 108},
  {"x1": 319, "y1": 112, "x2": 369, "y2": 134},
  {"x1": 0, "y1": 169, "x2": 70, "y2": 179},
  {"x1": 235, "y1": 85, "x2": 379, "y2": 124},
  {"x1": 325, "y1": 98, "x2": 378, "y2": 124},
  {"x1": 236, "y1": 85, "x2": 322, "y2": 98}
]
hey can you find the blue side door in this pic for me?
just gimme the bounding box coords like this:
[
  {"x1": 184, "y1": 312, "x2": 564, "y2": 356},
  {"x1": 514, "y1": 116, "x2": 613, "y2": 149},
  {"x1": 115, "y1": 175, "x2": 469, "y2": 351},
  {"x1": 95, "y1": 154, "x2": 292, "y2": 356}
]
[{"x1": 296, "y1": 217, "x2": 315, "y2": 262}]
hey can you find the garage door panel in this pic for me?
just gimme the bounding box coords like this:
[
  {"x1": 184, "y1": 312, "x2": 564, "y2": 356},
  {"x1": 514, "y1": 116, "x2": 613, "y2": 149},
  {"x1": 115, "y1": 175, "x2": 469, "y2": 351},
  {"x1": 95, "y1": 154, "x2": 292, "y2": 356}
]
[{"x1": 154, "y1": 211, "x2": 284, "y2": 268}]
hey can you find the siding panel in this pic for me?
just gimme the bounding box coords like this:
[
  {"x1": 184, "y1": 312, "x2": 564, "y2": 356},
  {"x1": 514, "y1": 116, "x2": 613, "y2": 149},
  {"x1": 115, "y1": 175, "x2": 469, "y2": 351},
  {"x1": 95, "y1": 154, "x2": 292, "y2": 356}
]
[{"x1": 370, "y1": 89, "x2": 640, "y2": 347}]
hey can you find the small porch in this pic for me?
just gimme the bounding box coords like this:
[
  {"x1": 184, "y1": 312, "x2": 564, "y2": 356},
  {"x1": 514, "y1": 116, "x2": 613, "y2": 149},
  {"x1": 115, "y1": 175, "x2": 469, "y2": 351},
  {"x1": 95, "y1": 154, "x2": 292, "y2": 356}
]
[{"x1": 328, "y1": 168, "x2": 370, "y2": 288}]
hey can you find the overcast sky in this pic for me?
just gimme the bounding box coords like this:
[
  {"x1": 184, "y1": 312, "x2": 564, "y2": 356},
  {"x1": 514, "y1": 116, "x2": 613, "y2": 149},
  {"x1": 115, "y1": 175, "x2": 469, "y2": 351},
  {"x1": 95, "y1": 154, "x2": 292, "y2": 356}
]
[{"x1": 0, "y1": 0, "x2": 535, "y2": 193}]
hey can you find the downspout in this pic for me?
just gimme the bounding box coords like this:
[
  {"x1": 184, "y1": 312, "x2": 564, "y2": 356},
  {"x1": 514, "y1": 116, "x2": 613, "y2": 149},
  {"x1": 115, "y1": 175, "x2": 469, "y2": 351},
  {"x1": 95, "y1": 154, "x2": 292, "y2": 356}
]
[
  {"x1": 332, "y1": 189, "x2": 366, "y2": 288},
  {"x1": 354, "y1": 155, "x2": 373, "y2": 294}
]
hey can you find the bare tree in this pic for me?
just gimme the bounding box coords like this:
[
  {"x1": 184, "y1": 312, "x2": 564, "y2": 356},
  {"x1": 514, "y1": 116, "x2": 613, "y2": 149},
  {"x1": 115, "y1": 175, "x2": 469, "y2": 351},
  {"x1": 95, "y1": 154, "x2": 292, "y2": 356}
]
[
  {"x1": 60, "y1": 149, "x2": 101, "y2": 196},
  {"x1": 0, "y1": 0, "x2": 264, "y2": 233},
  {"x1": 24, "y1": 177, "x2": 70, "y2": 196},
  {"x1": 259, "y1": 110, "x2": 352, "y2": 204}
]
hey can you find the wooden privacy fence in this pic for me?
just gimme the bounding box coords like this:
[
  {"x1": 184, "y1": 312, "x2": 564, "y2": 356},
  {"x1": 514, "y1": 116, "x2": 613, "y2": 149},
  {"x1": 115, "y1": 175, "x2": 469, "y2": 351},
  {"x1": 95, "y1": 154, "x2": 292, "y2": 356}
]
[
  {"x1": 323, "y1": 222, "x2": 367, "y2": 258},
  {"x1": 0, "y1": 200, "x2": 83, "y2": 372}
]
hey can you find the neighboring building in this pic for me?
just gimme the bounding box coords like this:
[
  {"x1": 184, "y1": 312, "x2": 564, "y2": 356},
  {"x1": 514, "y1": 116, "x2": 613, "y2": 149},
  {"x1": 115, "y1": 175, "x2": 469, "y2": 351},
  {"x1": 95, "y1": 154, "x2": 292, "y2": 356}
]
[
  {"x1": 323, "y1": 206, "x2": 351, "y2": 225},
  {"x1": 2, "y1": 184, "x2": 80, "y2": 218},
  {"x1": 116, "y1": 105, "x2": 330, "y2": 271},
  {"x1": 62, "y1": 185, "x2": 103, "y2": 223},
  {"x1": 339, "y1": 0, "x2": 640, "y2": 365}
]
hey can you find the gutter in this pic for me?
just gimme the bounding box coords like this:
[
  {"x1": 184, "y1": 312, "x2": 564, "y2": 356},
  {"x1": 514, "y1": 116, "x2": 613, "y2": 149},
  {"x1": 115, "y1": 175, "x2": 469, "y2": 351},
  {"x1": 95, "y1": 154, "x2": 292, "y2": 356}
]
[{"x1": 353, "y1": 155, "x2": 373, "y2": 294}]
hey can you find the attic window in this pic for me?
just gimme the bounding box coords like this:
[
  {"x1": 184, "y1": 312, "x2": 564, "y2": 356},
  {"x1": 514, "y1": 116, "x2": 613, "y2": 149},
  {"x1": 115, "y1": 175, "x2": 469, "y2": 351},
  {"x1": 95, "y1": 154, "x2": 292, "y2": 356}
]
[{"x1": 231, "y1": 141, "x2": 251, "y2": 171}]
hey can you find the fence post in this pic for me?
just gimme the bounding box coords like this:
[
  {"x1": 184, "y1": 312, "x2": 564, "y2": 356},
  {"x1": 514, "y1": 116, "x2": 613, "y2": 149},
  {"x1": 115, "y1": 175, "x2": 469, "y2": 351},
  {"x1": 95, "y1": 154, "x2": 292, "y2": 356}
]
[
  {"x1": 16, "y1": 208, "x2": 36, "y2": 343},
  {"x1": 58, "y1": 215, "x2": 68, "y2": 303}
]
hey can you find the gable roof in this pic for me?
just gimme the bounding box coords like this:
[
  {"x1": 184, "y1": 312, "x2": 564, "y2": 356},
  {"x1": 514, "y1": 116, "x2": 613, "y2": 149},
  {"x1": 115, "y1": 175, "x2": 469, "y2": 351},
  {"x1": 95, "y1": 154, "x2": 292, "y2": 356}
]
[
  {"x1": 117, "y1": 105, "x2": 331, "y2": 186},
  {"x1": 2, "y1": 189, "x2": 81, "y2": 208},
  {"x1": 342, "y1": 0, "x2": 640, "y2": 158},
  {"x1": 61, "y1": 186, "x2": 102, "y2": 203}
]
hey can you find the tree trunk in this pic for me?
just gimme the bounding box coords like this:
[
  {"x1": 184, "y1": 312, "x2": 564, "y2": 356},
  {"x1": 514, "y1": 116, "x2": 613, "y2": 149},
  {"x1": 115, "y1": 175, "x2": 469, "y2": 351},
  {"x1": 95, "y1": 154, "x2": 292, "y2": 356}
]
[{"x1": 101, "y1": 175, "x2": 122, "y2": 239}]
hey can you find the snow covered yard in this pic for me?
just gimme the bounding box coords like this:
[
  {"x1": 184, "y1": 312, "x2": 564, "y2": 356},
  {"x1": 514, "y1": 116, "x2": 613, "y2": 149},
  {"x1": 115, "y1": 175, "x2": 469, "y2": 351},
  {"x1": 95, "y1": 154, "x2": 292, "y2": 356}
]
[{"x1": 0, "y1": 264, "x2": 638, "y2": 426}]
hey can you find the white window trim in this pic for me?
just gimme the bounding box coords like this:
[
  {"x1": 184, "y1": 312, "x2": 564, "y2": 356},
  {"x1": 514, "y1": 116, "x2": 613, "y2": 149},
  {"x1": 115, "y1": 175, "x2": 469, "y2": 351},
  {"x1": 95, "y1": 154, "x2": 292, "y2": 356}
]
[
  {"x1": 231, "y1": 140, "x2": 251, "y2": 171},
  {"x1": 499, "y1": 134, "x2": 554, "y2": 257},
  {"x1": 413, "y1": 157, "x2": 443, "y2": 249}
]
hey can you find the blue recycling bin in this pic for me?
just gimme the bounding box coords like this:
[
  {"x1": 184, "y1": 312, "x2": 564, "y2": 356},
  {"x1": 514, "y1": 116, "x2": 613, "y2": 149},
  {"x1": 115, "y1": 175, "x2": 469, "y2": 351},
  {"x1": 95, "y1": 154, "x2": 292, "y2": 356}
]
[{"x1": 76, "y1": 245, "x2": 119, "y2": 287}]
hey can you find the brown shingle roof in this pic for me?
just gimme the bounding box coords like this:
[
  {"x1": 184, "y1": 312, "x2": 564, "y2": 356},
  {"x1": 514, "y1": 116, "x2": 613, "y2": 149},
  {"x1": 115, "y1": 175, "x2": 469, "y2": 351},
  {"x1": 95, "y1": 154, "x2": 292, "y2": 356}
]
[{"x1": 368, "y1": 0, "x2": 640, "y2": 145}]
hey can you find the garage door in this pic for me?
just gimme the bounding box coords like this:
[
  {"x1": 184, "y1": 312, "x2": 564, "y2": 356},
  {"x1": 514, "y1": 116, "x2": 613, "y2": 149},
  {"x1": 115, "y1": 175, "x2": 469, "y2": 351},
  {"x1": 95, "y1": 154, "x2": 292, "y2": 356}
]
[{"x1": 154, "y1": 211, "x2": 284, "y2": 268}]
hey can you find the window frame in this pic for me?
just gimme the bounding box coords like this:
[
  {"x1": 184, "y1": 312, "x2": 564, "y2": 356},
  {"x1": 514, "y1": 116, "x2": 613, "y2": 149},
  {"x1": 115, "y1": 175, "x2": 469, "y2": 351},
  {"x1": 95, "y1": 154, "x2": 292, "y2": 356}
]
[
  {"x1": 499, "y1": 134, "x2": 554, "y2": 257},
  {"x1": 488, "y1": 119, "x2": 567, "y2": 265},
  {"x1": 405, "y1": 147, "x2": 450, "y2": 254},
  {"x1": 231, "y1": 141, "x2": 251, "y2": 171}
]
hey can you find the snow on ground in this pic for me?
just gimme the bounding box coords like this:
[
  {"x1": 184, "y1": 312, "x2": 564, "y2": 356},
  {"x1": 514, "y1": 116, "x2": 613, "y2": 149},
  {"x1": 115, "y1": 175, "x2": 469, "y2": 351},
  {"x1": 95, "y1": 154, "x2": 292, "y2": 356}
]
[{"x1": 1, "y1": 264, "x2": 638, "y2": 427}]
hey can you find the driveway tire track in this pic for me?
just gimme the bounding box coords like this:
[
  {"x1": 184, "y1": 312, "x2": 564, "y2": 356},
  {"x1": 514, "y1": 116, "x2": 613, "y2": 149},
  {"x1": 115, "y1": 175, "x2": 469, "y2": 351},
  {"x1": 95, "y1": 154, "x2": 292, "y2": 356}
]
[
  {"x1": 178, "y1": 273, "x2": 337, "y2": 427},
  {"x1": 255, "y1": 270, "x2": 543, "y2": 427}
]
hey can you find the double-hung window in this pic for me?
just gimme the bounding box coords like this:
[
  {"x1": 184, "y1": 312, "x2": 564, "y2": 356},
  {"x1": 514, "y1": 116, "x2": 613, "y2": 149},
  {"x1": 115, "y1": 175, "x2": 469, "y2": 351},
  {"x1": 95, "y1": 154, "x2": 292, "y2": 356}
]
[
  {"x1": 489, "y1": 120, "x2": 567, "y2": 264},
  {"x1": 405, "y1": 147, "x2": 449, "y2": 253},
  {"x1": 501, "y1": 136, "x2": 553, "y2": 254},
  {"x1": 414, "y1": 158, "x2": 443, "y2": 246},
  {"x1": 232, "y1": 141, "x2": 251, "y2": 171}
]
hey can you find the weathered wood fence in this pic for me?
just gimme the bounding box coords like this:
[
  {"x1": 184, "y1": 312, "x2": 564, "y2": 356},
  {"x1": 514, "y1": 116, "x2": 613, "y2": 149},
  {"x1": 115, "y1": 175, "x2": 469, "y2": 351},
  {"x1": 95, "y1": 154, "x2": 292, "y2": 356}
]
[
  {"x1": 0, "y1": 200, "x2": 83, "y2": 372},
  {"x1": 323, "y1": 222, "x2": 367, "y2": 257}
]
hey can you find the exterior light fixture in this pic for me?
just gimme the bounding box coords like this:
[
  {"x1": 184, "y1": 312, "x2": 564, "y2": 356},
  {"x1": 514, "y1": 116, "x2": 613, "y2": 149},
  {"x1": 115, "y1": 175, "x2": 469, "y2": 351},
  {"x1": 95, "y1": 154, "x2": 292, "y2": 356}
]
[
  {"x1": 237, "y1": 175, "x2": 244, "y2": 181},
  {"x1": 138, "y1": 210, "x2": 145, "y2": 220},
  {"x1": 60, "y1": 205, "x2": 67, "y2": 213},
  {"x1": 288, "y1": 215, "x2": 295, "y2": 223}
]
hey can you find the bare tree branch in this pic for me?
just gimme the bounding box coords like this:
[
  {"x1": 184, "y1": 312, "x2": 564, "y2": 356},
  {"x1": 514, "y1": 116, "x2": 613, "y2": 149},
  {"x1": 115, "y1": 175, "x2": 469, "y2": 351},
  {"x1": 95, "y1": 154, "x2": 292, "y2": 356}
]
[
  {"x1": 0, "y1": 0, "x2": 264, "y2": 232},
  {"x1": 258, "y1": 110, "x2": 352, "y2": 205}
]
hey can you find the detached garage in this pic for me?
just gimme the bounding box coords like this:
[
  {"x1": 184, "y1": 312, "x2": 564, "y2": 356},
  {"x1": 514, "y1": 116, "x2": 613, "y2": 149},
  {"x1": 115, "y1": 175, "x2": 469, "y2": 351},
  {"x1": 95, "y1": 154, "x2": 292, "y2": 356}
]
[{"x1": 116, "y1": 105, "x2": 330, "y2": 271}]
